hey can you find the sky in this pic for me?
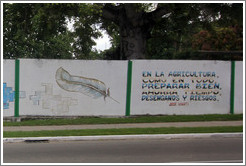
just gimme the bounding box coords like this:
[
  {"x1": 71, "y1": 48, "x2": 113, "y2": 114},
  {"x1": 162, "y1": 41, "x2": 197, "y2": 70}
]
[{"x1": 92, "y1": 30, "x2": 112, "y2": 51}]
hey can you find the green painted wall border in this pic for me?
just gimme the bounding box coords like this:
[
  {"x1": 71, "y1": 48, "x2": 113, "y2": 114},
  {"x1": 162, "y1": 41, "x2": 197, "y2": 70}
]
[
  {"x1": 125, "y1": 60, "x2": 133, "y2": 116},
  {"x1": 14, "y1": 59, "x2": 20, "y2": 117},
  {"x1": 230, "y1": 61, "x2": 235, "y2": 114}
]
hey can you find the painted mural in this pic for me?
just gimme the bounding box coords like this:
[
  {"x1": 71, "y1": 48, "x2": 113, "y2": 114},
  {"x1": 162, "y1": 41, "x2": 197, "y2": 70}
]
[
  {"x1": 141, "y1": 71, "x2": 222, "y2": 106},
  {"x1": 3, "y1": 83, "x2": 26, "y2": 109},
  {"x1": 3, "y1": 59, "x2": 242, "y2": 116},
  {"x1": 55, "y1": 67, "x2": 119, "y2": 103},
  {"x1": 3, "y1": 59, "x2": 128, "y2": 117},
  {"x1": 3, "y1": 83, "x2": 15, "y2": 109},
  {"x1": 29, "y1": 83, "x2": 78, "y2": 114}
]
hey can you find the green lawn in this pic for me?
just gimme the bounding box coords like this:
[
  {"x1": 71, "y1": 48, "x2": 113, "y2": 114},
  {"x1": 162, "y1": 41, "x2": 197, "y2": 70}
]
[
  {"x1": 3, "y1": 126, "x2": 243, "y2": 138},
  {"x1": 3, "y1": 114, "x2": 243, "y2": 126}
]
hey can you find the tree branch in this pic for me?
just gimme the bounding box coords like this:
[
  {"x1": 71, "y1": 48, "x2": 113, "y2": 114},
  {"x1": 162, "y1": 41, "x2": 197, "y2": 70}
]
[
  {"x1": 147, "y1": 5, "x2": 171, "y2": 22},
  {"x1": 124, "y1": 4, "x2": 140, "y2": 19},
  {"x1": 101, "y1": 4, "x2": 119, "y2": 24}
]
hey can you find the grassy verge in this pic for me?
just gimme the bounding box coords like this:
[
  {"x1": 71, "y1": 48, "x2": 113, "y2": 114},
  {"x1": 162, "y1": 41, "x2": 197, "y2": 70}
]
[
  {"x1": 3, "y1": 126, "x2": 243, "y2": 138},
  {"x1": 3, "y1": 114, "x2": 243, "y2": 126}
]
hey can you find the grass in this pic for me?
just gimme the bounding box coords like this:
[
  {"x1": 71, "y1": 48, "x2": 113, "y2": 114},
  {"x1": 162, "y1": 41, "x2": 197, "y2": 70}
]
[
  {"x1": 3, "y1": 114, "x2": 243, "y2": 126},
  {"x1": 3, "y1": 126, "x2": 243, "y2": 138}
]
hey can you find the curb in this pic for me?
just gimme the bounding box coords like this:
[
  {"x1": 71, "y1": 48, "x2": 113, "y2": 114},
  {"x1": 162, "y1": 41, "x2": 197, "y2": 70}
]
[{"x1": 3, "y1": 133, "x2": 243, "y2": 143}]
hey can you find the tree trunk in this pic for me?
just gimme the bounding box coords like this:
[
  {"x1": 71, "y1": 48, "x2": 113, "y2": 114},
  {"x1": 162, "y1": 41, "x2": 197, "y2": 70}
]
[
  {"x1": 120, "y1": 27, "x2": 146, "y2": 59},
  {"x1": 101, "y1": 4, "x2": 169, "y2": 59}
]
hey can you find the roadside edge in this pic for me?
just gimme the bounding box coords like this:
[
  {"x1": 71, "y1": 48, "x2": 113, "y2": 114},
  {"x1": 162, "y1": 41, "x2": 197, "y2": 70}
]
[{"x1": 3, "y1": 133, "x2": 243, "y2": 143}]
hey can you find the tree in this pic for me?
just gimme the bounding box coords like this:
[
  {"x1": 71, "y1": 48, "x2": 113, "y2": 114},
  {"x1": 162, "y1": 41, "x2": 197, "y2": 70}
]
[
  {"x1": 144, "y1": 3, "x2": 243, "y2": 59},
  {"x1": 86, "y1": 3, "x2": 243, "y2": 59},
  {"x1": 192, "y1": 26, "x2": 243, "y2": 51},
  {"x1": 98, "y1": 3, "x2": 171, "y2": 59},
  {"x1": 3, "y1": 3, "x2": 243, "y2": 60},
  {"x1": 191, "y1": 3, "x2": 243, "y2": 51},
  {"x1": 3, "y1": 3, "x2": 77, "y2": 59}
]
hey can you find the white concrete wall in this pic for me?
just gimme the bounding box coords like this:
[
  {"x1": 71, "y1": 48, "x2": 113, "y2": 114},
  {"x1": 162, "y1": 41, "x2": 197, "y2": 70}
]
[
  {"x1": 130, "y1": 60, "x2": 232, "y2": 115},
  {"x1": 234, "y1": 61, "x2": 244, "y2": 114},
  {"x1": 19, "y1": 59, "x2": 128, "y2": 116},
  {"x1": 3, "y1": 59, "x2": 243, "y2": 117},
  {"x1": 3, "y1": 60, "x2": 15, "y2": 116}
]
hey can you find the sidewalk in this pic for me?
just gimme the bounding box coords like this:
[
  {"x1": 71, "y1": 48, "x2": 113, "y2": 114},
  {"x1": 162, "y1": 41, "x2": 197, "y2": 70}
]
[{"x1": 3, "y1": 120, "x2": 243, "y2": 131}]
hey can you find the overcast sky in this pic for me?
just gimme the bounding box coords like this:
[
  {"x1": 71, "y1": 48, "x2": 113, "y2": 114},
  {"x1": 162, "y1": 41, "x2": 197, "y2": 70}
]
[{"x1": 93, "y1": 30, "x2": 112, "y2": 51}]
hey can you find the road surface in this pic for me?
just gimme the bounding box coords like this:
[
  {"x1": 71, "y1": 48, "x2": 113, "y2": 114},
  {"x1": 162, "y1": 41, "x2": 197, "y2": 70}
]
[{"x1": 3, "y1": 137, "x2": 243, "y2": 163}]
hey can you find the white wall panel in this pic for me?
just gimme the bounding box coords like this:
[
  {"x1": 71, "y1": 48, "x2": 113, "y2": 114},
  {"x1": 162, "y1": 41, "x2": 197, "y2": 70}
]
[
  {"x1": 19, "y1": 59, "x2": 128, "y2": 116},
  {"x1": 3, "y1": 60, "x2": 15, "y2": 116},
  {"x1": 3, "y1": 59, "x2": 243, "y2": 117},
  {"x1": 130, "y1": 60, "x2": 231, "y2": 115},
  {"x1": 234, "y1": 61, "x2": 243, "y2": 114}
]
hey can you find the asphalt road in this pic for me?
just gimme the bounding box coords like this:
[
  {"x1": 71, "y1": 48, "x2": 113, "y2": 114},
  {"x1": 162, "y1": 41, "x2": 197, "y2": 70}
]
[{"x1": 3, "y1": 137, "x2": 243, "y2": 163}]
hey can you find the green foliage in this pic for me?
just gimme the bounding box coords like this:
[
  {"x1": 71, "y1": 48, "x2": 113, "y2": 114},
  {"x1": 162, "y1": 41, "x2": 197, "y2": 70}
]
[
  {"x1": 71, "y1": 4, "x2": 103, "y2": 59},
  {"x1": 146, "y1": 3, "x2": 243, "y2": 60},
  {"x1": 3, "y1": 3, "x2": 243, "y2": 60},
  {"x1": 3, "y1": 3, "x2": 103, "y2": 59},
  {"x1": 192, "y1": 26, "x2": 243, "y2": 51},
  {"x1": 146, "y1": 4, "x2": 202, "y2": 59},
  {"x1": 3, "y1": 3, "x2": 75, "y2": 59}
]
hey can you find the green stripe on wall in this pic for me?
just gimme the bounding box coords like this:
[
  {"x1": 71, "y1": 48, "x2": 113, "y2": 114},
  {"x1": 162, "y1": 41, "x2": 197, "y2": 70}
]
[
  {"x1": 15, "y1": 59, "x2": 20, "y2": 117},
  {"x1": 230, "y1": 61, "x2": 235, "y2": 114},
  {"x1": 125, "y1": 60, "x2": 133, "y2": 116}
]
